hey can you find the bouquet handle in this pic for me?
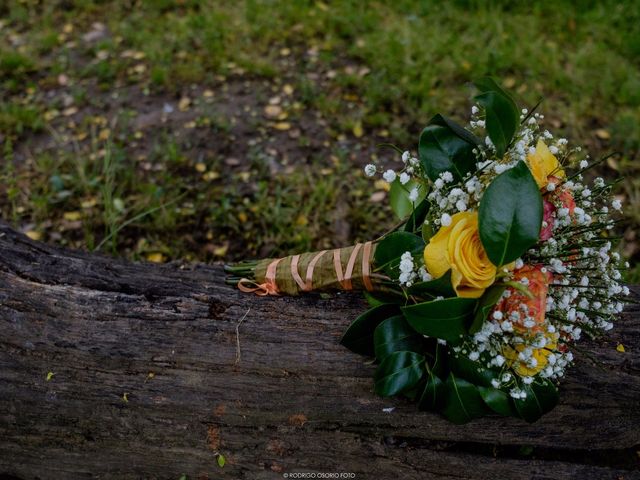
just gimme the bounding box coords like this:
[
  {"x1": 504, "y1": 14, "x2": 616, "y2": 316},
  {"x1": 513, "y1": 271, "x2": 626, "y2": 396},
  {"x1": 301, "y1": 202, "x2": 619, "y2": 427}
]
[{"x1": 228, "y1": 241, "x2": 380, "y2": 296}]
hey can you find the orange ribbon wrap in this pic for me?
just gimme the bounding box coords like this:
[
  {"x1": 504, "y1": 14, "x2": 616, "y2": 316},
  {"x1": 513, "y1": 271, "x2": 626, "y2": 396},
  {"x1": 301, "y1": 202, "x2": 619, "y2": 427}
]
[{"x1": 239, "y1": 242, "x2": 377, "y2": 296}]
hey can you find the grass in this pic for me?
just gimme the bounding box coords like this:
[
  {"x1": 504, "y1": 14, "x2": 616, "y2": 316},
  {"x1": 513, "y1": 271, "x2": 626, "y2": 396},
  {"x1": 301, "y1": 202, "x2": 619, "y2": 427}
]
[{"x1": 0, "y1": 0, "x2": 638, "y2": 274}]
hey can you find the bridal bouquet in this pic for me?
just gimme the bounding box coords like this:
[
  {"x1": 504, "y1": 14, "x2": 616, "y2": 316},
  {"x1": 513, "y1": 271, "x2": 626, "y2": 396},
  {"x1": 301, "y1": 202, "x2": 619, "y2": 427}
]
[{"x1": 227, "y1": 78, "x2": 629, "y2": 423}]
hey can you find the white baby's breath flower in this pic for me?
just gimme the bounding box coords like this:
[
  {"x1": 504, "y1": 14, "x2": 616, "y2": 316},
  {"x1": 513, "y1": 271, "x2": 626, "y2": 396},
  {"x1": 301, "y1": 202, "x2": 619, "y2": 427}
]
[
  {"x1": 408, "y1": 187, "x2": 419, "y2": 202},
  {"x1": 455, "y1": 200, "x2": 467, "y2": 212},
  {"x1": 612, "y1": 199, "x2": 622, "y2": 211},
  {"x1": 441, "y1": 213, "x2": 452, "y2": 227},
  {"x1": 383, "y1": 169, "x2": 396, "y2": 183},
  {"x1": 418, "y1": 266, "x2": 432, "y2": 282},
  {"x1": 364, "y1": 164, "x2": 376, "y2": 177},
  {"x1": 399, "y1": 172, "x2": 410, "y2": 185}
]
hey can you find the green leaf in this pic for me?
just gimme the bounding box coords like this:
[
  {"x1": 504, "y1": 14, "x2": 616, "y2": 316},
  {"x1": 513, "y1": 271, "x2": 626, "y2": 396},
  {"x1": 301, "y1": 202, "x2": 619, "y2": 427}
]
[
  {"x1": 474, "y1": 77, "x2": 514, "y2": 99},
  {"x1": 474, "y1": 77, "x2": 519, "y2": 157},
  {"x1": 513, "y1": 379, "x2": 559, "y2": 423},
  {"x1": 448, "y1": 351, "x2": 500, "y2": 388},
  {"x1": 441, "y1": 373, "x2": 489, "y2": 424},
  {"x1": 418, "y1": 373, "x2": 445, "y2": 411},
  {"x1": 427, "y1": 340, "x2": 449, "y2": 379},
  {"x1": 401, "y1": 297, "x2": 477, "y2": 345},
  {"x1": 418, "y1": 114, "x2": 478, "y2": 182},
  {"x1": 374, "y1": 351, "x2": 425, "y2": 397},
  {"x1": 478, "y1": 386, "x2": 518, "y2": 417},
  {"x1": 374, "y1": 315, "x2": 424, "y2": 361},
  {"x1": 407, "y1": 269, "x2": 456, "y2": 299},
  {"x1": 469, "y1": 284, "x2": 506, "y2": 333},
  {"x1": 422, "y1": 221, "x2": 434, "y2": 242},
  {"x1": 404, "y1": 198, "x2": 430, "y2": 233},
  {"x1": 374, "y1": 231, "x2": 425, "y2": 278},
  {"x1": 478, "y1": 161, "x2": 542, "y2": 266},
  {"x1": 363, "y1": 290, "x2": 405, "y2": 308},
  {"x1": 217, "y1": 454, "x2": 226, "y2": 468},
  {"x1": 389, "y1": 179, "x2": 426, "y2": 220},
  {"x1": 340, "y1": 303, "x2": 400, "y2": 356}
]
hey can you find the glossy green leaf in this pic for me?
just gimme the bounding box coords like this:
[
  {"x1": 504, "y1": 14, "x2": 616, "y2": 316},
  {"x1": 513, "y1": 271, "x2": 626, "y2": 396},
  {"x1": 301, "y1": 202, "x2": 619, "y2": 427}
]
[
  {"x1": 340, "y1": 303, "x2": 400, "y2": 357},
  {"x1": 418, "y1": 372, "x2": 445, "y2": 411},
  {"x1": 404, "y1": 198, "x2": 430, "y2": 233},
  {"x1": 478, "y1": 161, "x2": 542, "y2": 266},
  {"x1": 422, "y1": 221, "x2": 434, "y2": 242},
  {"x1": 448, "y1": 351, "x2": 500, "y2": 388},
  {"x1": 418, "y1": 114, "x2": 478, "y2": 182},
  {"x1": 407, "y1": 269, "x2": 456, "y2": 299},
  {"x1": 427, "y1": 340, "x2": 449, "y2": 379},
  {"x1": 374, "y1": 315, "x2": 424, "y2": 361},
  {"x1": 478, "y1": 386, "x2": 518, "y2": 417},
  {"x1": 374, "y1": 351, "x2": 425, "y2": 397},
  {"x1": 474, "y1": 77, "x2": 519, "y2": 157},
  {"x1": 441, "y1": 373, "x2": 489, "y2": 424},
  {"x1": 374, "y1": 231, "x2": 425, "y2": 278},
  {"x1": 469, "y1": 284, "x2": 506, "y2": 333},
  {"x1": 513, "y1": 379, "x2": 559, "y2": 423},
  {"x1": 363, "y1": 290, "x2": 405, "y2": 308},
  {"x1": 401, "y1": 297, "x2": 477, "y2": 345},
  {"x1": 389, "y1": 179, "x2": 426, "y2": 220}
]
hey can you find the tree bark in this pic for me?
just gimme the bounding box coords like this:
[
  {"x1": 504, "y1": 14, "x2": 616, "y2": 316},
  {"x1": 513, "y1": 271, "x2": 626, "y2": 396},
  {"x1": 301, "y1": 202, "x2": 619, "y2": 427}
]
[{"x1": 0, "y1": 221, "x2": 638, "y2": 480}]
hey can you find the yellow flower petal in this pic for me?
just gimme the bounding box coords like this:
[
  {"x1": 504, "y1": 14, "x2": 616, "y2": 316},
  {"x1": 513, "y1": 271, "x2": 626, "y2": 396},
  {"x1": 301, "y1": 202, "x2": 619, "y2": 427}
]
[
  {"x1": 423, "y1": 222, "x2": 454, "y2": 280},
  {"x1": 423, "y1": 211, "x2": 494, "y2": 298},
  {"x1": 527, "y1": 139, "x2": 565, "y2": 188}
]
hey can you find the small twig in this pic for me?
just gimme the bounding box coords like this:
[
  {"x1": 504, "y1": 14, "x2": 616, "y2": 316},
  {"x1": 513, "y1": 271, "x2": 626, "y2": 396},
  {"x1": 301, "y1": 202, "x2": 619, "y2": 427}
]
[{"x1": 234, "y1": 308, "x2": 250, "y2": 365}]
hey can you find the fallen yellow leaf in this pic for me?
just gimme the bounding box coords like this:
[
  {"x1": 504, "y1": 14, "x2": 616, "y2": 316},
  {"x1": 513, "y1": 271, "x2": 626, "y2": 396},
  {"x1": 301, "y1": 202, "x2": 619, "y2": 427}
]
[
  {"x1": 63, "y1": 106, "x2": 78, "y2": 117},
  {"x1": 146, "y1": 252, "x2": 166, "y2": 263},
  {"x1": 238, "y1": 212, "x2": 248, "y2": 223},
  {"x1": 195, "y1": 162, "x2": 207, "y2": 173},
  {"x1": 81, "y1": 198, "x2": 97, "y2": 209},
  {"x1": 352, "y1": 121, "x2": 364, "y2": 138},
  {"x1": 178, "y1": 97, "x2": 191, "y2": 111},
  {"x1": 503, "y1": 77, "x2": 516, "y2": 88},
  {"x1": 202, "y1": 171, "x2": 220, "y2": 181},
  {"x1": 595, "y1": 129, "x2": 611, "y2": 140},
  {"x1": 283, "y1": 84, "x2": 294, "y2": 95},
  {"x1": 374, "y1": 179, "x2": 390, "y2": 191},
  {"x1": 44, "y1": 110, "x2": 60, "y2": 121},
  {"x1": 25, "y1": 230, "x2": 42, "y2": 241},
  {"x1": 98, "y1": 128, "x2": 111, "y2": 141},
  {"x1": 264, "y1": 105, "x2": 283, "y2": 119},
  {"x1": 63, "y1": 211, "x2": 82, "y2": 221},
  {"x1": 616, "y1": 343, "x2": 625, "y2": 353},
  {"x1": 273, "y1": 122, "x2": 291, "y2": 130}
]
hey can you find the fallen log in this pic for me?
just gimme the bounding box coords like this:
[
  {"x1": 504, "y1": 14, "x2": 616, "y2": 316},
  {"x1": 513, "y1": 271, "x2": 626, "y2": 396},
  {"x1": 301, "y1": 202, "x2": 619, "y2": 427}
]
[{"x1": 0, "y1": 221, "x2": 638, "y2": 480}]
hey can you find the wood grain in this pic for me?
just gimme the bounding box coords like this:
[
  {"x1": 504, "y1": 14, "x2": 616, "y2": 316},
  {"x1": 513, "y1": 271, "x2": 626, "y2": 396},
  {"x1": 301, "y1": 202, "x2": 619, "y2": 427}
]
[{"x1": 0, "y1": 222, "x2": 638, "y2": 479}]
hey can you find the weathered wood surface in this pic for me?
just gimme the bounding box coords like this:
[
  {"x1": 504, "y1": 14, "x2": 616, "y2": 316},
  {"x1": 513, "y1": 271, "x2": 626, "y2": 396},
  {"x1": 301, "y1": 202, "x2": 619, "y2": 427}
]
[{"x1": 0, "y1": 221, "x2": 638, "y2": 480}]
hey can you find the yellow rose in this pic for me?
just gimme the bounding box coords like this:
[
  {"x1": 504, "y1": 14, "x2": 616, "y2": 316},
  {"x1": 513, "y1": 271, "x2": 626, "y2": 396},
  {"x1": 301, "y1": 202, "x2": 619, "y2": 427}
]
[
  {"x1": 502, "y1": 333, "x2": 558, "y2": 377},
  {"x1": 423, "y1": 211, "x2": 496, "y2": 298},
  {"x1": 527, "y1": 139, "x2": 565, "y2": 188}
]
